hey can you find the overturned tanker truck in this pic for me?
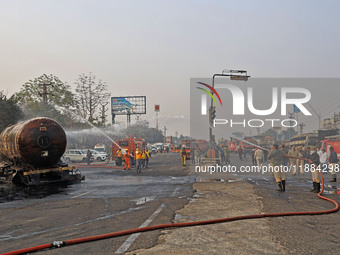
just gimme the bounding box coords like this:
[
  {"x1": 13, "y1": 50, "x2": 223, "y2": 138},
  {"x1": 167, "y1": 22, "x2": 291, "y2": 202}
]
[{"x1": 0, "y1": 117, "x2": 84, "y2": 186}]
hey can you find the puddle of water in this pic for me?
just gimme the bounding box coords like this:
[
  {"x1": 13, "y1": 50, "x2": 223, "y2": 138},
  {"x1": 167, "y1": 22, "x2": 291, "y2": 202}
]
[{"x1": 131, "y1": 196, "x2": 156, "y2": 205}]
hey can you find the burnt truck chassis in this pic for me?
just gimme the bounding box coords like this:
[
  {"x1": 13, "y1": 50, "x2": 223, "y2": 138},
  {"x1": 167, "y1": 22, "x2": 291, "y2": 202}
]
[{"x1": 0, "y1": 161, "x2": 84, "y2": 186}]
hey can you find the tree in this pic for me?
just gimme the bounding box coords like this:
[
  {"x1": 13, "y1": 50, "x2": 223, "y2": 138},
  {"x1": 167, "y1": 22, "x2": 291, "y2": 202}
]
[
  {"x1": 74, "y1": 73, "x2": 111, "y2": 124},
  {"x1": 0, "y1": 92, "x2": 24, "y2": 132},
  {"x1": 13, "y1": 74, "x2": 75, "y2": 108}
]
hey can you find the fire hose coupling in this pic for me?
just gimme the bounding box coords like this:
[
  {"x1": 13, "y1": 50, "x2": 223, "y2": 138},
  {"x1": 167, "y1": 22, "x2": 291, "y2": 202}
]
[{"x1": 51, "y1": 240, "x2": 65, "y2": 248}]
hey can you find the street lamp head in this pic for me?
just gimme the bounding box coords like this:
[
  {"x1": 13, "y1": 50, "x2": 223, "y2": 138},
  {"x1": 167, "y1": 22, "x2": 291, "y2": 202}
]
[{"x1": 222, "y1": 69, "x2": 247, "y2": 74}]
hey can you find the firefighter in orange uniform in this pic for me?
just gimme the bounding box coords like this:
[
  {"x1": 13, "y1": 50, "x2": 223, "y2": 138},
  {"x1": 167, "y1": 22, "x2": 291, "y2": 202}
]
[{"x1": 123, "y1": 149, "x2": 131, "y2": 170}]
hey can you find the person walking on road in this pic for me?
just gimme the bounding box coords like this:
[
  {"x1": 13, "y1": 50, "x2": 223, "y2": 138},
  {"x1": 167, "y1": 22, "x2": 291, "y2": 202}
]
[
  {"x1": 224, "y1": 146, "x2": 231, "y2": 165},
  {"x1": 238, "y1": 147, "x2": 243, "y2": 160},
  {"x1": 254, "y1": 148, "x2": 264, "y2": 169},
  {"x1": 281, "y1": 145, "x2": 289, "y2": 167},
  {"x1": 136, "y1": 148, "x2": 142, "y2": 173},
  {"x1": 141, "y1": 149, "x2": 147, "y2": 168},
  {"x1": 191, "y1": 147, "x2": 195, "y2": 164},
  {"x1": 145, "y1": 148, "x2": 150, "y2": 168},
  {"x1": 86, "y1": 149, "x2": 92, "y2": 166},
  {"x1": 180, "y1": 146, "x2": 187, "y2": 166},
  {"x1": 329, "y1": 147, "x2": 338, "y2": 182},
  {"x1": 194, "y1": 147, "x2": 200, "y2": 165},
  {"x1": 309, "y1": 146, "x2": 321, "y2": 193},
  {"x1": 250, "y1": 148, "x2": 256, "y2": 166},
  {"x1": 320, "y1": 148, "x2": 327, "y2": 168},
  {"x1": 268, "y1": 144, "x2": 286, "y2": 192}
]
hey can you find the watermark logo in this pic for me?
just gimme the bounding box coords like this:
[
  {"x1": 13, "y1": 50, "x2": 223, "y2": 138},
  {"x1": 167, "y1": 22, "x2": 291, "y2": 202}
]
[
  {"x1": 196, "y1": 82, "x2": 222, "y2": 115},
  {"x1": 196, "y1": 82, "x2": 312, "y2": 128}
]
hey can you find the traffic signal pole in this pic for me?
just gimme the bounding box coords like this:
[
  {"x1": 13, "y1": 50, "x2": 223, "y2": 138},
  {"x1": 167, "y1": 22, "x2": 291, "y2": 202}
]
[{"x1": 209, "y1": 70, "x2": 250, "y2": 143}]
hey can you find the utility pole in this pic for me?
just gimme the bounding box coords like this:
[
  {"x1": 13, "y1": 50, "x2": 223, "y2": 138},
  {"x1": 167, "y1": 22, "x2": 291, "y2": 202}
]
[
  {"x1": 154, "y1": 105, "x2": 160, "y2": 130},
  {"x1": 156, "y1": 112, "x2": 159, "y2": 130},
  {"x1": 299, "y1": 123, "x2": 305, "y2": 135},
  {"x1": 99, "y1": 102, "x2": 108, "y2": 126},
  {"x1": 288, "y1": 112, "x2": 295, "y2": 138},
  {"x1": 164, "y1": 126, "x2": 167, "y2": 143},
  {"x1": 39, "y1": 81, "x2": 53, "y2": 104}
]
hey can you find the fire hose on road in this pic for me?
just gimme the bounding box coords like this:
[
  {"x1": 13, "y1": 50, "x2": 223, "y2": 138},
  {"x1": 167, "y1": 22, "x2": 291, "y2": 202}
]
[{"x1": 1, "y1": 156, "x2": 339, "y2": 255}]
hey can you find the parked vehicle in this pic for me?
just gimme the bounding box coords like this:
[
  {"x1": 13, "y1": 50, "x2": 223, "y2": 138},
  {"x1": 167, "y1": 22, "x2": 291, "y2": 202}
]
[
  {"x1": 94, "y1": 143, "x2": 107, "y2": 153},
  {"x1": 0, "y1": 117, "x2": 83, "y2": 186},
  {"x1": 112, "y1": 136, "x2": 146, "y2": 165},
  {"x1": 64, "y1": 149, "x2": 90, "y2": 163},
  {"x1": 88, "y1": 149, "x2": 108, "y2": 162},
  {"x1": 321, "y1": 135, "x2": 340, "y2": 160}
]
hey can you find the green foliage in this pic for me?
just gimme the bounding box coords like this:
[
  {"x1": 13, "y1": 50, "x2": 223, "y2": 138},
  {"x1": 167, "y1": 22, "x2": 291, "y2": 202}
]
[
  {"x1": 0, "y1": 92, "x2": 24, "y2": 132},
  {"x1": 13, "y1": 74, "x2": 75, "y2": 108}
]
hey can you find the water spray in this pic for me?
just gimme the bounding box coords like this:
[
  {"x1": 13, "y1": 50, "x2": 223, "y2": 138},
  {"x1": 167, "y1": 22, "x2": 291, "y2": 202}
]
[
  {"x1": 54, "y1": 105, "x2": 122, "y2": 150},
  {"x1": 230, "y1": 135, "x2": 269, "y2": 151}
]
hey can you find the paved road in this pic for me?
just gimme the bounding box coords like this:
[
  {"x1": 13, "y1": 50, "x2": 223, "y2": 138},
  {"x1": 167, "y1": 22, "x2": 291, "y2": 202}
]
[
  {"x1": 0, "y1": 153, "x2": 195, "y2": 255},
  {"x1": 1, "y1": 152, "x2": 339, "y2": 254}
]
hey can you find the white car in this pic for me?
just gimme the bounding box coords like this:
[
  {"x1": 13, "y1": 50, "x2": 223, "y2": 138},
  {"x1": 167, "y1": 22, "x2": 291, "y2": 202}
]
[
  {"x1": 64, "y1": 149, "x2": 88, "y2": 163},
  {"x1": 89, "y1": 149, "x2": 108, "y2": 162}
]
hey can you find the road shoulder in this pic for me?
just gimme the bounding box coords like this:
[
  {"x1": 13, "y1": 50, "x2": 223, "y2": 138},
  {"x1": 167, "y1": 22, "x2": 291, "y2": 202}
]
[{"x1": 127, "y1": 181, "x2": 282, "y2": 254}]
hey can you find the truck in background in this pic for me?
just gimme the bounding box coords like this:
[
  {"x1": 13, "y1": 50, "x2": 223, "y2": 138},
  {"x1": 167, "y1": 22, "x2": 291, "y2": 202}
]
[{"x1": 111, "y1": 136, "x2": 146, "y2": 165}]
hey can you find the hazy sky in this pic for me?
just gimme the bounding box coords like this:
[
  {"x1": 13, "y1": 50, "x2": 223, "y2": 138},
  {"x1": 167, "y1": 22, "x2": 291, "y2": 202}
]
[{"x1": 0, "y1": 0, "x2": 339, "y2": 136}]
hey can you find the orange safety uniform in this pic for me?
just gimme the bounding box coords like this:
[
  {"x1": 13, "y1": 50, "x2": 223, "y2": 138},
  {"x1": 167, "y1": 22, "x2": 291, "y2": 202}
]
[
  {"x1": 142, "y1": 151, "x2": 147, "y2": 159},
  {"x1": 136, "y1": 150, "x2": 142, "y2": 159},
  {"x1": 124, "y1": 151, "x2": 131, "y2": 170}
]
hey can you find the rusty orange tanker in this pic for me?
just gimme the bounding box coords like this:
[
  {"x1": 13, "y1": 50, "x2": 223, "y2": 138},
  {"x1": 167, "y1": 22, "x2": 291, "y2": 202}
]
[{"x1": 0, "y1": 117, "x2": 83, "y2": 186}]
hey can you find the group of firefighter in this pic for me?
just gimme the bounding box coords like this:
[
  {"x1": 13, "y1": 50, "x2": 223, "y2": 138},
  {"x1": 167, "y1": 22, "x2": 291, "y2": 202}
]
[
  {"x1": 266, "y1": 144, "x2": 338, "y2": 193},
  {"x1": 180, "y1": 142, "x2": 337, "y2": 193},
  {"x1": 179, "y1": 144, "x2": 231, "y2": 167},
  {"x1": 115, "y1": 147, "x2": 151, "y2": 173}
]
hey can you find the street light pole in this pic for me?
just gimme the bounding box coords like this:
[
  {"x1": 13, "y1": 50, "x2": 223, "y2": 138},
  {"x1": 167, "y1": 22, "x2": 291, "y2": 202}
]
[
  {"x1": 209, "y1": 70, "x2": 250, "y2": 143},
  {"x1": 209, "y1": 69, "x2": 250, "y2": 143}
]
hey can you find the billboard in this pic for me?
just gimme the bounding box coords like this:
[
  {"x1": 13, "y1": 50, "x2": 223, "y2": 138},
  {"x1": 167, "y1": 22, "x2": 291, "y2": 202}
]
[{"x1": 111, "y1": 96, "x2": 146, "y2": 115}]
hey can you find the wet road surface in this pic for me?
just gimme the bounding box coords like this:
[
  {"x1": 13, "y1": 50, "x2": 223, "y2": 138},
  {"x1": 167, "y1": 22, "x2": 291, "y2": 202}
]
[
  {"x1": 0, "y1": 153, "x2": 195, "y2": 254},
  {"x1": 1, "y1": 152, "x2": 339, "y2": 254}
]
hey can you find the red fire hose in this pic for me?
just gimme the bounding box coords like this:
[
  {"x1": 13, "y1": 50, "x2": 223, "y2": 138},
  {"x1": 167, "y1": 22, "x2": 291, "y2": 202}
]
[{"x1": 1, "y1": 158, "x2": 339, "y2": 255}]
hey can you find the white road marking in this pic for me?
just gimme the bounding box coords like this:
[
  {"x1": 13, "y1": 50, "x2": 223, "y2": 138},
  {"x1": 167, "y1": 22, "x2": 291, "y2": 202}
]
[
  {"x1": 114, "y1": 203, "x2": 165, "y2": 254},
  {"x1": 170, "y1": 187, "x2": 181, "y2": 197},
  {"x1": 71, "y1": 191, "x2": 90, "y2": 198},
  {"x1": 114, "y1": 186, "x2": 180, "y2": 254}
]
